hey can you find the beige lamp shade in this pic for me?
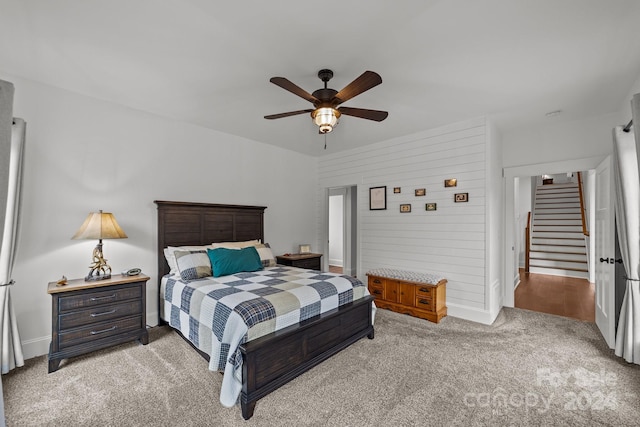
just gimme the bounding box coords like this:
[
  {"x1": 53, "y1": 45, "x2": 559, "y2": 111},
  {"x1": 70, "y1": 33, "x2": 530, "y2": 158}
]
[{"x1": 72, "y1": 210, "x2": 128, "y2": 240}]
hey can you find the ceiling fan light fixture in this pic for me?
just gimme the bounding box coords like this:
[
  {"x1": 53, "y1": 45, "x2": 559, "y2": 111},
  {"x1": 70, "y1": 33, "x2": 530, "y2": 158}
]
[{"x1": 312, "y1": 107, "x2": 340, "y2": 133}]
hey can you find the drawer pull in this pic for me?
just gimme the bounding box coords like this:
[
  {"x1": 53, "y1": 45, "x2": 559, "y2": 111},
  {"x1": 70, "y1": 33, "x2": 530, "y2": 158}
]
[
  {"x1": 90, "y1": 294, "x2": 117, "y2": 302},
  {"x1": 418, "y1": 299, "x2": 430, "y2": 305},
  {"x1": 90, "y1": 325, "x2": 117, "y2": 335},
  {"x1": 90, "y1": 309, "x2": 117, "y2": 317},
  {"x1": 373, "y1": 279, "x2": 381, "y2": 284},
  {"x1": 419, "y1": 288, "x2": 431, "y2": 293},
  {"x1": 373, "y1": 290, "x2": 382, "y2": 295}
]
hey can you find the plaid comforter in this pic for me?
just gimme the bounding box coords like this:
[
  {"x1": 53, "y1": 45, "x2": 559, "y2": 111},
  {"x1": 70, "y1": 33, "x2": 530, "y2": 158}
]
[{"x1": 161, "y1": 266, "x2": 370, "y2": 407}]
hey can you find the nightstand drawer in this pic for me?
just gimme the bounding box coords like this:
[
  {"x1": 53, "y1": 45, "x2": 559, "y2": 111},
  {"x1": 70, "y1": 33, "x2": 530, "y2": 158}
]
[
  {"x1": 59, "y1": 300, "x2": 143, "y2": 330},
  {"x1": 58, "y1": 315, "x2": 143, "y2": 349},
  {"x1": 59, "y1": 284, "x2": 141, "y2": 312},
  {"x1": 294, "y1": 258, "x2": 320, "y2": 270}
]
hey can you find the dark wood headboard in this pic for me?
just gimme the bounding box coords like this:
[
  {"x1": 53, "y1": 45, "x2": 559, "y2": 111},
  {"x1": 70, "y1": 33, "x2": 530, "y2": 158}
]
[{"x1": 154, "y1": 201, "x2": 267, "y2": 281}]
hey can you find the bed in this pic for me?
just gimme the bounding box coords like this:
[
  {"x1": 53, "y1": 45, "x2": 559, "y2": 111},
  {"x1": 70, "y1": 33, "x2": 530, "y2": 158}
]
[{"x1": 155, "y1": 201, "x2": 375, "y2": 420}]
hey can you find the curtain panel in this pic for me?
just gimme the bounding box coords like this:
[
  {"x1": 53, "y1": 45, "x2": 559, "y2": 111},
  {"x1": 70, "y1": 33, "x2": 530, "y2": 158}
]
[
  {"x1": 0, "y1": 80, "x2": 24, "y2": 374},
  {"x1": 613, "y1": 123, "x2": 640, "y2": 364}
]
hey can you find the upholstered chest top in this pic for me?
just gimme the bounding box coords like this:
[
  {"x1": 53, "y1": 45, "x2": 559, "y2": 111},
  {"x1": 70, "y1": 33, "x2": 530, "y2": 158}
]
[{"x1": 366, "y1": 268, "x2": 445, "y2": 285}]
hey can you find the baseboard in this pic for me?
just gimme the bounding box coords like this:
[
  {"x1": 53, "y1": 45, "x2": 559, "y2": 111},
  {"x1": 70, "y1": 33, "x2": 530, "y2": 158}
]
[
  {"x1": 22, "y1": 336, "x2": 50, "y2": 360},
  {"x1": 328, "y1": 259, "x2": 343, "y2": 267},
  {"x1": 447, "y1": 303, "x2": 498, "y2": 325}
]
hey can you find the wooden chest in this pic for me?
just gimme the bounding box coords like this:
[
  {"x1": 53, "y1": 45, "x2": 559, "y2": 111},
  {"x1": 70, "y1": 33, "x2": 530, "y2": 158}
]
[{"x1": 367, "y1": 274, "x2": 447, "y2": 323}]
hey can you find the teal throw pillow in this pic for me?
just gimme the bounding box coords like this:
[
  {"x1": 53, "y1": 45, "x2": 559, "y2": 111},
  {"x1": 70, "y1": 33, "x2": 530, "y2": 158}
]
[{"x1": 207, "y1": 246, "x2": 263, "y2": 277}]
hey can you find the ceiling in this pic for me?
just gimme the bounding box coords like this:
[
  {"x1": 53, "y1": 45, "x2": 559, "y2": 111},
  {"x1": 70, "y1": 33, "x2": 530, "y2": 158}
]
[{"x1": 1, "y1": 0, "x2": 640, "y2": 156}]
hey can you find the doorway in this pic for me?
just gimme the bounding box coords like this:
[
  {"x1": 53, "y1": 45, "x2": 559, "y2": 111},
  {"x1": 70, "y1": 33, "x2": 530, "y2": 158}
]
[
  {"x1": 513, "y1": 172, "x2": 595, "y2": 321},
  {"x1": 327, "y1": 186, "x2": 357, "y2": 276},
  {"x1": 504, "y1": 156, "x2": 615, "y2": 346}
]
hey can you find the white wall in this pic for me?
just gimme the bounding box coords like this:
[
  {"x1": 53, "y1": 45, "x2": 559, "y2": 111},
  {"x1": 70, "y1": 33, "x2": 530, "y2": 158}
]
[
  {"x1": 2, "y1": 72, "x2": 318, "y2": 359},
  {"x1": 318, "y1": 117, "x2": 500, "y2": 324},
  {"x1": 502, "y1": 112, "x2": 623, "y2": 168}
]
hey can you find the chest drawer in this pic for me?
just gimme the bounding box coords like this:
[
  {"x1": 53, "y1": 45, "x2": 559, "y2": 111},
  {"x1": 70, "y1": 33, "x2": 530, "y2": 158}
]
[
  {"x1": 59, "y1": 300, "x2": 143, "y2": 330},
  {"x1": 415, "y1": 285, "x2": 434, "y2": 299},
  {"x1": 59, "y1": 284, "x2": 141, "y2": 312},
  {"x1": 416, "y1": 296, "x2": 434, "y2": 311}
]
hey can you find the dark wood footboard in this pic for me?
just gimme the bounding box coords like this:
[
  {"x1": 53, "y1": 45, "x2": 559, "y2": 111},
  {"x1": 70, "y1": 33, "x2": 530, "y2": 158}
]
[{"x1": 239, "y1": 295, "x2": 375, "y2": 420}]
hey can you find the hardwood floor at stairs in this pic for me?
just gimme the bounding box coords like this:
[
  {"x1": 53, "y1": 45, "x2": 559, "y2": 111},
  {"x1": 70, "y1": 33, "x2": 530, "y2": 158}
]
[{"x1": 515, "y1": 269, "x2": 595, "y2": 322}]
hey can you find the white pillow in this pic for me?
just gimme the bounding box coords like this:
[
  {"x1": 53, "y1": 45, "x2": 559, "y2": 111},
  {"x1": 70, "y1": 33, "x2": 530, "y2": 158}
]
[
  {"x1": 164, "y1": 245, "x2": 215, "y2": 274},
  {"x1": 210, "y1": 239, "x2": 261, "y2": 249}
]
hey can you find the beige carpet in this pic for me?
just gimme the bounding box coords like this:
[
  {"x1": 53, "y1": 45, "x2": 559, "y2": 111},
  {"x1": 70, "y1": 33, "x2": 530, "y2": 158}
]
[{"x1": 3, "y1": 308, "x2": 640, "y2": 426}]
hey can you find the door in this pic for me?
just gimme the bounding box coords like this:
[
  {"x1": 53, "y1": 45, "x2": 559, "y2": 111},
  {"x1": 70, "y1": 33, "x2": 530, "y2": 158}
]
[{"x1": 594, "y1": 156, "x2": 615, "y2": 348}]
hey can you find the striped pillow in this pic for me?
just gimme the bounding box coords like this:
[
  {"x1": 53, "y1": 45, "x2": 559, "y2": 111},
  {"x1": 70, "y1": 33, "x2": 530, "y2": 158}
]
[{"x1": 174, "y1": 250, "x2": 212, "y2": 281}]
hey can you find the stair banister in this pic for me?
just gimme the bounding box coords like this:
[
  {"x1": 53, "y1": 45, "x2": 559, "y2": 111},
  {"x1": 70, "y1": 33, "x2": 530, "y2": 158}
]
[
  {"x1": 577, "y1": 171, "x2": 589, "y2": 236},
  {"x1": 525, "y1": 211, "x2": 531, "y2": 273}
]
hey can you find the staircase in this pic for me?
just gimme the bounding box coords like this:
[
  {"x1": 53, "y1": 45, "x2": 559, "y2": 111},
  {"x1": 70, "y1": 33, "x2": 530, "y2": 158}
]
[{"x1": 528, "y1": 181, "x2": 588, "y2": 279}]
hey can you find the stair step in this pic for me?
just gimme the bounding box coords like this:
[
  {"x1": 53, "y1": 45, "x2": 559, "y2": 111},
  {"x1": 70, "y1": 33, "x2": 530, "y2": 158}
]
[
  {"x1": 535, "y1": 208, "x2": 582, "y2": 214},
  {"x1": 530, "y1": 255, "x2": 588, "y2": 266},
  {"x1": 530, "y1": 244, "x2": 587, "y2": 253},
  {"x1": 534, "y1": 213, "x2": 582, "y2": 219},
  {"x1": 533, "y1": 225, "x2": 583, "y2": 232},
  {"x1": 531, "y1": 237, "x2": 585, "y2": 245},
  {"x1": 533, "y1": 219, "x2": 583, "y2": 226},
  {"x1": 536, "y1": 194, "x2": 580, "y2": 200},
  {"x1": 529, "y1": 258, "x2": 587, "y2": 271},
  {"x1": 530, "y1": 251, "x2": 587, "y2": 261},
  {"x1": 531, "y1": 231, "x2": 585, "y2": 239},
  {"x1": 535, "y1": 202, "x2": 581, "y2": 209},
  {"x1": 536, "y1": 183, "x2": 578, "y2": 189},
  {"x1": 529, "y1": 266, "x2": 589, "y2": 279}
]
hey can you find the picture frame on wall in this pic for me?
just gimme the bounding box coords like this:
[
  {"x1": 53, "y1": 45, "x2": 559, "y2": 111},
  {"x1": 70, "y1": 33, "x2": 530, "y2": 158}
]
[
  {"x1": 400, "y1": 204, "x2": 411, "y2": 213},
  {"x1": 369, "y1": 186, "x2": 387, "y2": 210},
  {"x1": 454, "y1": 192, "x2": 469, "y2": 203},
  {"x1": 444, "y1": 178, "x2": 457, "y2": 187},
  {"x1": 414, "y1": 188, "x2": 426, "y2": 196},
  {"x1": 393, "y1": 187, "x2": 401, "y2": 194},
  {"x1": 426, "y1": 203, "x2": 437, "y2": 211}
]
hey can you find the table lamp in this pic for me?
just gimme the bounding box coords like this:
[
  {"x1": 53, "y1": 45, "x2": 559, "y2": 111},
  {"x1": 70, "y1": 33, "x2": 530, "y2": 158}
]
[{"x1": 72, "y1": 210, "x2": 128, "y2": 281}]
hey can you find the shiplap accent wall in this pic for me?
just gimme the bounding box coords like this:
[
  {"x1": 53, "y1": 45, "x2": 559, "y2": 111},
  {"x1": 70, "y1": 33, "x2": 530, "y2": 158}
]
[{"x1": 319, "y1": 117, "x2": 502, "y2": 323}]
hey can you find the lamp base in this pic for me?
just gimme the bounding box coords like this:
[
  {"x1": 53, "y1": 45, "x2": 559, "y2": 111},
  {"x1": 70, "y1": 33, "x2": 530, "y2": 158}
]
[{"x1": 84, "y1": 239, "x2": 113, "y2": 282}]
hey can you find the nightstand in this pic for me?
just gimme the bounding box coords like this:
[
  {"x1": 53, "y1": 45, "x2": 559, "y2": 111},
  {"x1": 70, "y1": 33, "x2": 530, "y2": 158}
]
[
  {"x1": 47, "y1": 274, "x2": 149, "y2": 373},
  {"x1": 276, "y1": 253, "x2": 323, "y2": 271}
]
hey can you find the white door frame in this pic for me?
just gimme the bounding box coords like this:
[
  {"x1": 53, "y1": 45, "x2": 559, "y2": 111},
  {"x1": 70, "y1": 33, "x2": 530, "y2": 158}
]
[
  {"x1": 325, "y1": 185, "x2": 357, "y2": 275},
  {"x1": 503, "y1": 156, "x2": 606, "y2": 307}
]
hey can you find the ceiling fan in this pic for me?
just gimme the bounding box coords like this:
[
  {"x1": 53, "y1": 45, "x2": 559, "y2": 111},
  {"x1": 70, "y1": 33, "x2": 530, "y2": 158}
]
[{"x1": 264, "y1": 69, "x2": 388, "y2": 134}]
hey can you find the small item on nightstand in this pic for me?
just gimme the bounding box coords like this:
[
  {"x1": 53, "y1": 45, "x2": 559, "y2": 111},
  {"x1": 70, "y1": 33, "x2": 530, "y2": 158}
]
[
  {"x1": 56, "y1": 276, "x2": 67, "y2": 286},
  {"x1": 122, "y1": 268, "x2": 141, "y2": 276}
]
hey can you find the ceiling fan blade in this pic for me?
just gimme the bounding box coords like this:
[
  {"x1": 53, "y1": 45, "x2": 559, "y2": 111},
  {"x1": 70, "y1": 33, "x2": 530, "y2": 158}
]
[
  {"x1": 338, "y1": 107, "x2": 388, "y2": 122},
  {"x1": 270, "y1": 77, "x2": 319, "y2": 104},
  {"x1": 264, "y1": 109, "x2": 313, "y2": 120},
  {"x1": 333, "y1": 71, "x2": 383, "y2": 105}
]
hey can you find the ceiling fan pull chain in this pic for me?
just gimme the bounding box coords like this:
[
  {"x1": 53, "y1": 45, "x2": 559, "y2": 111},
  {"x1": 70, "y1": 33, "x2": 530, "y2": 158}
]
[{"x1": 324, "y1": 133, "x2": 327, "y2": 150}]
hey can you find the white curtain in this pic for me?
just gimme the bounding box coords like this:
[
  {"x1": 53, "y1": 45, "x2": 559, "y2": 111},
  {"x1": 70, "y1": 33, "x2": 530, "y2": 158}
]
[
  {"x1": 0, "y1": 79, "x2": 24, "y2": 374},
  {"x1": 613, "y1": 124, "x2": 640, "y2": 364}
]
